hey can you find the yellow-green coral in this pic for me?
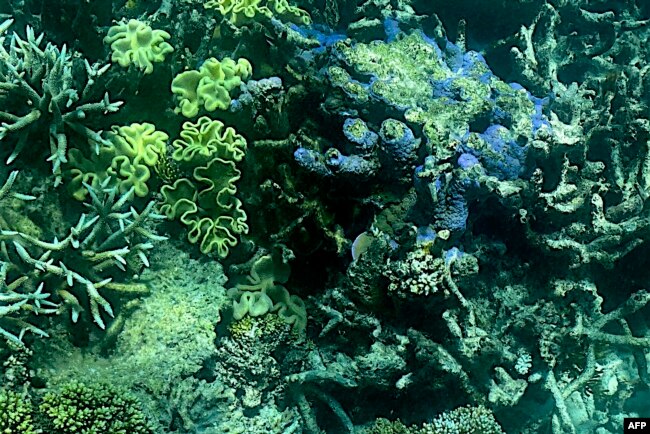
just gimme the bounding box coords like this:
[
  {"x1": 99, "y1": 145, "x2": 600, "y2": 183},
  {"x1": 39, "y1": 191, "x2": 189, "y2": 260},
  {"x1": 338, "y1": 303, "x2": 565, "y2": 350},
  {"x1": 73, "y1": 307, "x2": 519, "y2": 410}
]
[
  {"x1": 67, "y1": 123, "x2": 168, "y2": 200},
  {"x1": 204, "y1": 0, "x2": 311, "y2": 26},
  {"x1": 104, "y1": 19, "x2": 174, "y2": 74},
  {"x1": 171, "y1": 57, "x2": 252, "y2": 118},
  {"x1": 160, "y1": 116, "x2": 248, "y2": 257}
]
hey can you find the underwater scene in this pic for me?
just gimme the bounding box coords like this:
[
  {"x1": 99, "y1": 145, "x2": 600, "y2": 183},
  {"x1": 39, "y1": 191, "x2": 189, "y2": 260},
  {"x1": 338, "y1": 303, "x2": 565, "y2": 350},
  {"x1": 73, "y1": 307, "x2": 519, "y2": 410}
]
[{"x1": 1, "y1": 0, "x2": 650, "y2": 432}]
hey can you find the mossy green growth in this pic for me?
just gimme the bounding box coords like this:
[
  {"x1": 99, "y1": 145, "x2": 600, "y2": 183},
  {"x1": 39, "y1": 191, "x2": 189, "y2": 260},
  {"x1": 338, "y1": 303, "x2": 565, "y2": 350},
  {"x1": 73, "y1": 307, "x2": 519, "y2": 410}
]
[
  {"x1": 67, "y1": 122, "x2": 168, "y2": 200},
  {"x1": 104, "y1": 19, "x2": 174, "y2": 74},
  {"x1": 0, "y1": 389, "x2": 38, "y2": 434},
  {"x1": 172, "y1": 57, "x2": 252, "y2": 117},
  {"x1": 160, "y1": 116, "x2": 248, "y2": 257},
  {"x1": 332, "y1": 32, "x2": 536, "y2": 158},
  {"x1": 204, "y1": 0, "x2": 311, "y2": 26},
  {"x1": 40, "y1": 382, "x2": 153, "y2": 434}
]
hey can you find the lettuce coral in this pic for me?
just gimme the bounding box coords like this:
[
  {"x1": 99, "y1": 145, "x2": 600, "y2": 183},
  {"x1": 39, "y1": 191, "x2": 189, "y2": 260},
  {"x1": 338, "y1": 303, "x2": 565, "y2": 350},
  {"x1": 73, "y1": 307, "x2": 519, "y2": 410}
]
[
  {"x1": 204, "y1": 0, "x2": 311, "y2": 26},
  {"x1": 172, "y1": 57, "x2": 253, "y2": 118},
  {"x1": 67, "y1": 123, "x2": 168, "y2": 200},
  {"x1": 160, "y1": 116, "x2": 248, "y2": 257},
  {"x1": 104, "y1": 19, "x2": 174, "y2": 74}
]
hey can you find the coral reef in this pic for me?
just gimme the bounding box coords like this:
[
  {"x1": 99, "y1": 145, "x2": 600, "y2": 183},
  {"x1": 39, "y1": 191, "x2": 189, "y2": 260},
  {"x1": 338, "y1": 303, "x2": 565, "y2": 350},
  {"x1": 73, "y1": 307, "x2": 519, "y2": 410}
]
[
  {"x1": 171, "y1": 57, "x2": 252, "y2": 118},
  {"x1": 2, "y1": 1, "x2": 650, "y2": 434},
  {"x1": 40, "y1": 382, "x2": 153, "y2": 434},
  {"x1": 203, "y1": 0, "x2": 311, "y2": 26},
  {"x1": 67, "y1": 122, "x2": 169, "y2": 200},
  {"x1": 1, "y1": 171, "x2": 164, "y2": 341},
  {"x1": 0, "y1": 388, "x2": 37, "y2": 434}
]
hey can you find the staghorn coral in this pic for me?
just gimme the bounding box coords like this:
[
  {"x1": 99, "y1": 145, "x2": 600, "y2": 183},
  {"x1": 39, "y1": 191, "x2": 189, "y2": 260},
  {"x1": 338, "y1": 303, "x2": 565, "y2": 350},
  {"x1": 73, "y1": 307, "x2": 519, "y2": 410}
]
[
  {"x1": 1, "y1": 171, "x2": 165, "y2": 339},
  {"x1": 0, "y1": 171, "x2": 55, "y2": 344},
  {"x1": 0, "y1": 19, "x2": 122, "y2": 185},
  {"x1": 104, "y1": 19, "x2": 174, "y2": 74},
  {"x1": 160, "y1": 116, "x2": 248, "y2": 257}
]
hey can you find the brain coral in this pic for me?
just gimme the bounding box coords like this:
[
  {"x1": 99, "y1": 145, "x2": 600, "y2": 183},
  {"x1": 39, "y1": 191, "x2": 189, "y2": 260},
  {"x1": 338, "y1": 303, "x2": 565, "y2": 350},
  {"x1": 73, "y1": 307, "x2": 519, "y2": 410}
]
[
  {"x1": 104, "y1": 19, "x2": 173, "y2": 74},
  {"x1": 160, "y1": 116, "x2": 248, "y2": 257}
]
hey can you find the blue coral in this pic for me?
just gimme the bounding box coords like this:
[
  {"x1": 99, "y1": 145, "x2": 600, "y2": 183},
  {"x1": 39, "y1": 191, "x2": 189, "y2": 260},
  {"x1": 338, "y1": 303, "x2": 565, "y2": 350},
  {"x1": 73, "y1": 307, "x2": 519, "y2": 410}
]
[
  {"x1": 343, "y1": 118, "x2": 378, "y2": 154},
  {"x1": 465, "y1": 125, "x2": 528, "y2": 180}
]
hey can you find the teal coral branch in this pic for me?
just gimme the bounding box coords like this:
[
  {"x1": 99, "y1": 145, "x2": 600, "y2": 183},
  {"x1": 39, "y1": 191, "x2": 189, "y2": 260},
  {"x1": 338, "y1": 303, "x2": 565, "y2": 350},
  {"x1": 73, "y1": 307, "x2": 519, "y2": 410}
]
[
  {"x1": 0, "y1": 171, "x2": 165, "y2": 336},
  {"x1": 0, "y1": 20, "x2": 122, "y2": 184}
]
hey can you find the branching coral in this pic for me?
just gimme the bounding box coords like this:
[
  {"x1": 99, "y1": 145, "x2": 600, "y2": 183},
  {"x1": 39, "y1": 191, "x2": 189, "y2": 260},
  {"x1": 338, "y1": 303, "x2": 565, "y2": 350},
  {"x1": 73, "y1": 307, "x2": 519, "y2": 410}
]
[
  {"x1": 384, "y1": 246, "x2": 477, "y2": 299},
  {"x1": 0, "y1": 19, "x2": 122, "y2": 185},
  {"x1": 40, "y1": 381, "x2": 153, "y2": 433},
  {"x1": 0, "y1": 388, "x2": 37, "y2": 434},
  {"x1": 418, "y1": 405, "x2": 505, "y2": 434},
  {"x1": 1, "y1": 172, "x2": 165, "y2": 340}
]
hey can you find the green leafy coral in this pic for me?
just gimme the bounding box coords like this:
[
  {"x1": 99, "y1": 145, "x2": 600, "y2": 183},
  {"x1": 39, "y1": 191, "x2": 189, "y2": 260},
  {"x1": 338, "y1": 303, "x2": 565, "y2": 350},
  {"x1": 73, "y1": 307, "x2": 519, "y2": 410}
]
[
  {"x1": 160, "y1": 116, "x2": 248, "y2": 257},
  {"x1": 67, "y1": 122, "x2": 169, "y2": 200},
  {"x1": 40, "y1": 382, "x2": 153, "y2": 434},
  {"x1": 104, "y1": 19, "x2": 174, "y2": 74},
  {"x1": 204, "y1": 0, "x2": 311, "y2": 26},
  {"x1": 1, "y1": 171, "x2": 165, "y2": 342},
  {"x1": 171, "y1": 57, "x2": 253, "y2": 117}
]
